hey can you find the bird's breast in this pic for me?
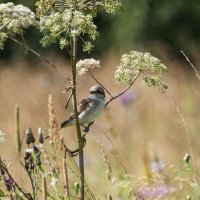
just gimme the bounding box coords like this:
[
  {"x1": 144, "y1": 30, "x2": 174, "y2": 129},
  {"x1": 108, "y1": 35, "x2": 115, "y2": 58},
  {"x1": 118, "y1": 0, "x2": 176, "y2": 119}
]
[{"x1": 79, "y1": 99, "x2": 104, "y2": 124}]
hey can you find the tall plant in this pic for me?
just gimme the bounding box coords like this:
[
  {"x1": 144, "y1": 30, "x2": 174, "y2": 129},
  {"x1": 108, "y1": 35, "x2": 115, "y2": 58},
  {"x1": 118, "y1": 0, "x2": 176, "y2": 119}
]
[{"x1": 0, "y1": 1, "x2": 167, "y2": 199}]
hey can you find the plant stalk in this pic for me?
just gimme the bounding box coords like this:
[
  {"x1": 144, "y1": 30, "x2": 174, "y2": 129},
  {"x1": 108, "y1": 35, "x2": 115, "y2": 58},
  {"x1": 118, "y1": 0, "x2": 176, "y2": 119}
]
[{"x1": 71, "y1": 35, "x2": 85, "y2": 199}]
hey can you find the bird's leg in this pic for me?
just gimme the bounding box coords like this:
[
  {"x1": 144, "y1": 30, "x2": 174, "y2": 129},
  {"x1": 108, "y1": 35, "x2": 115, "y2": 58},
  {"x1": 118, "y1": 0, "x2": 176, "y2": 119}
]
[
  {"x1": 64, "y1": 145, "x2": 79, "y2": 157},
  {"x1": 64, "y1": 137, "x2": 87, "y2": 157},
  {"x1": 83, "y1": 122, "x2": 94, "y2": 134},
  {"x1": 64, "y1": 122, "x2": 94, "y2": 157},
  {"x1": 80, "y1": 124, "x2": 87, "y2": 129}
]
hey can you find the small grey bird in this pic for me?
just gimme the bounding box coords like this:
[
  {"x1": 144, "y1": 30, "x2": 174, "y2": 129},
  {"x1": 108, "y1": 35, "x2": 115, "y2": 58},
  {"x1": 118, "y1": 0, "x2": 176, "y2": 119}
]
[{"x1": 60, "y1": 85, "x2": 105, "y2": 129}]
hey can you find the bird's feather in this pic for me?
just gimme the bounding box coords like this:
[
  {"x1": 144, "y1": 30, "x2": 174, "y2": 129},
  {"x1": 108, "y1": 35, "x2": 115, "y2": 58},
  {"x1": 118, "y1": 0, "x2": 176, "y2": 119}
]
[{"x1": 59, "y1": 97, "x2": 90, "y2": 128}]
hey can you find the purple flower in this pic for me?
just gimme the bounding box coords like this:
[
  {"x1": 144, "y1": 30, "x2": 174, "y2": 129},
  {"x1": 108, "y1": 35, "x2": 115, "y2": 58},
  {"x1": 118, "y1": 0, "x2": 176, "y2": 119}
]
[
  {"x1": 5, "y1": 178, "x2": 14, "y2": 191},
  {"x1": 150, "y1": 160, "x2": 165, "y2": 172},
  {"x1": 136, "y1": 184, "x2": 176, "y2": 200},
  {"x1": 120, "y1": 91, "x2": 136, "y2": 106}
]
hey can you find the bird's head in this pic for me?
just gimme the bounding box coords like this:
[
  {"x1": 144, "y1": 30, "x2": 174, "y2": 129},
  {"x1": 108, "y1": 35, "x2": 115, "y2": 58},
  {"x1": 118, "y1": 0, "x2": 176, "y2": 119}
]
[{"x1": 89, "y1": 85, "x2": 105, "y2": 98}]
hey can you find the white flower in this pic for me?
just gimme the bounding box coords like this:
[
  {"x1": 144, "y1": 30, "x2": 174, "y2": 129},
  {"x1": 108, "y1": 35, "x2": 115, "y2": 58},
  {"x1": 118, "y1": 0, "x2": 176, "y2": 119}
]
[
  {"x1": 50, "y1": 176, "x2": 58, "y2": 188},
  {"x1": 0, "y1": 130, "x2": 6, "y2": 144},
  {"x1": 0, "y1": 2, "x2": 37, "y2": 30},
  {"x1": 25, "y1": 148, "x2": 33, "y2": 153},
  {"x1": 115, "y1": 51, "x2": 168, "y2": 92},
  {"x1": 76, "y1": 58, "x2": 100, "y2": 75}
]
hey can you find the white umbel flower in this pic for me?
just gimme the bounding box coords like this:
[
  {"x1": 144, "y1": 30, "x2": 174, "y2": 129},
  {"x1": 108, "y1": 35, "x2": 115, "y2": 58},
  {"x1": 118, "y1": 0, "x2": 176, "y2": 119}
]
[
  {"x1": 76, "y1": 58, "x2": 100, "y2": 75},
  {"x1": 0, "y1": 2, "x2": 37, "y2": 29},
  {"x1": 115, "y1": 51, "x2": 168, "y2": 92}
]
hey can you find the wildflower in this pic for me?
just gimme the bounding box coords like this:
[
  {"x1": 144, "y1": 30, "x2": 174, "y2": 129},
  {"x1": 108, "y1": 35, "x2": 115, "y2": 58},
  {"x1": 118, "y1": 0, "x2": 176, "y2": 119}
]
[
  {"x1": 0, "y1": 3, "x2": 37, "y2": 29},
  {"x1": 50, "y1": 176, "x2": 58, "y2": 188},
  {"x1": 0, "y1": 2, "x2": 37, "y2": 50},
  {"x1": 104, "y1": 0, "x2": 122, "y2": 14},
  {"x1": 150, "y1": 159, "x2": 165, "y2": 172},
  {"x1": 4, "y1": 178, "x2": 14, "y2": 191},
  {"x1": 24, "y1": 148, "x2": 34, "y2": 171},
  {"x1": 76, "y1": 58, "x2": 100, "y2": 75},
  {"x1": 120, "y1": 91, "x2": 136, "y2": 106},
  {"x1": 39, "y1": 10, "x2": 97, "y2": 48},
  {"x1": 115, "y1": 51, "x2": 167, "y2": 92},
  {"x1": 0, "y1": 130, "x2": 6, "y2": 144},
  {"x1": 136, "y1": 184, "x2": 176, "y2": 200}
]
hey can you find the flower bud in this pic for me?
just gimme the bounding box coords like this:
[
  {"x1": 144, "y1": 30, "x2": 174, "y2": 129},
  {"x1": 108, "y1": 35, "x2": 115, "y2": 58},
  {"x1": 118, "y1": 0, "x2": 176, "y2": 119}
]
[
  {"x1": 38, "y1": 127, "x2": 44, "y2": 144},
  {"x1": 183, "y1": 153, "x2": 190, "y2": 164},
  {"x1": 26, "y1": 128, "x2": 35, "y2": 145}
]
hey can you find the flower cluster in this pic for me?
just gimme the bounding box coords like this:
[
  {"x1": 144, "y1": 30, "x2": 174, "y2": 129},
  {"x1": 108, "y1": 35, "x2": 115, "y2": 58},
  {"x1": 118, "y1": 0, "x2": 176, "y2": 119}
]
[
  {"x1": 0, "y1": 130, "x2": 6, "y2": 144},
  {"x1": 76, "y1": 58, "x2": 100, "y2": 75},
  {"x1": 104, "y1": 0, "x2": 122, "y2": 13},
  {"x1": 0, "y1": 2, "x2": 37, "y2": 50},
  {"x1": 39, "y1": 9, "x2": 97, "y2": 49},
  {"x1": 24, "y1": 128, "x2": 45, "y2": 174},
  {"x1": 36, "y1": 0, "x2": 121, "y2": 51},
  {"x1": 115, "y1": 51, "x2": 168, "y2": 92}
]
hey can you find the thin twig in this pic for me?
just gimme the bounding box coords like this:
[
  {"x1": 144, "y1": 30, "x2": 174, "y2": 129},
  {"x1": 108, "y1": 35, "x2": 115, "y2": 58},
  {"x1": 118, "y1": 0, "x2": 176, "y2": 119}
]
[
  {"x1": 19, "y1": 28, "x2": 29, "y2": 55},
  {"x1": 181, "y1": 51, "x2": 200, "y2": 81},
  {"x1": 20, "y1": 162, "x2": 36, "y2": 200},
  {"x1": 63, "y1": 86, "x2": 74, "y2": 109},
  {"x1": 42, "y1": 176, "x2": 47, "y2": 200},
  {"x1": 67, "y1": 156, "x2": 95, "y2": 200},
  {"x1": 9, "y1": 36, "x2": 72, "y2": 82},
  {"x1": 105, "y1": 70, "x2": 140, "y2": 106},
  {"x1": 62, "y1": 158, "x2": 69, "y2": 198},
  {"x1": 168, "y1": 93, "x2": 196, "y2": 178},
  {"x1": 88, "y1": 70, "x2": 113, "y2": 98},
  {"x1": 102, "y1": 129, "x2": 135, "y2": 197}
]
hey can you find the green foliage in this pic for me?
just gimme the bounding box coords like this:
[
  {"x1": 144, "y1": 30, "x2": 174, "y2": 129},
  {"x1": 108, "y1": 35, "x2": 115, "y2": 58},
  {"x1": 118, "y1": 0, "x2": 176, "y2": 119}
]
[{"x1": 0, "y1": 1, "x2": 173, "y2": 199}]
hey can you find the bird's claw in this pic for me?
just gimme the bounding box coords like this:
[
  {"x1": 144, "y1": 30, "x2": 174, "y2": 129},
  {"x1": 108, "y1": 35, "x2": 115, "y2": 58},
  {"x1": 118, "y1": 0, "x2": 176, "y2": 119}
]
[
  {"x1": 64, "y1": 145, "x2": 79, "y2": 157},
  {"x1": 64, "y1": 137, "x2": 86, "y2": 158},
  {"x1": 83, "y1": 126, "x2": 90, "y2": 133},
  {"x1": 83, "y1": 122, "x2": 94, "y2": 133}
]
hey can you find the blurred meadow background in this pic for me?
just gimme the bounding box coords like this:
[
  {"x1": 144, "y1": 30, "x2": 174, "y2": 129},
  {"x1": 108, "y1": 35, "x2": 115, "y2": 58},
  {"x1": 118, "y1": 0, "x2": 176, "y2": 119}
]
[{"x1": 1, "y1": 0, "x2": 200, "y2": 199}]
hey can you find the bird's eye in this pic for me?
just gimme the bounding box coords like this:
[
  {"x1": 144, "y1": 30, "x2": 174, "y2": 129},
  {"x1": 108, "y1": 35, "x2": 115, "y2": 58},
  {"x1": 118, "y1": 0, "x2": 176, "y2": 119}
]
[{"x1": 98, "y1": 89, "x2": 103, "y2": 93}]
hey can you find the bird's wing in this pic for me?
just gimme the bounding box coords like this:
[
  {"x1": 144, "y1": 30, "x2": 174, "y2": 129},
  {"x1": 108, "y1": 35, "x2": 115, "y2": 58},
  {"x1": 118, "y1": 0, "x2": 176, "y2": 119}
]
[
  {"x1": 77, "y1": 97, "x2": 91, "y2": 113},
  {"x1": 59, "y1": 97, "x2": 90, "y2": 128}
]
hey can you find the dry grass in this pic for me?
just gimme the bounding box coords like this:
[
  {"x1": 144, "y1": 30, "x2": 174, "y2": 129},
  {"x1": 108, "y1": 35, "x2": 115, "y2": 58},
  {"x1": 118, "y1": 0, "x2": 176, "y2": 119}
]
[{"x1": 1, "y1": 52, "x2": 200, "y2": 199}]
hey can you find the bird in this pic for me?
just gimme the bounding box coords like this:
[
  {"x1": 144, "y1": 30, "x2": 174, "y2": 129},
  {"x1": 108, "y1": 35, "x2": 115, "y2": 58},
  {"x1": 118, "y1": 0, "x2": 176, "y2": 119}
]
[{"x1": 59, "y1": 85, "x2": 105, "y2": 129}]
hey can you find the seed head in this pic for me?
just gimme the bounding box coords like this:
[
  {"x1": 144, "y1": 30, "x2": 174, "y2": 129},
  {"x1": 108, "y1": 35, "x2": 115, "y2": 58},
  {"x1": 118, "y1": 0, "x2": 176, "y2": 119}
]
[
  {"x1": 38, "y1": 127, "x2": 44, "y2": 144},
  {"x1": 26, "y1": 128, "x2": 35, "y2": 145}
]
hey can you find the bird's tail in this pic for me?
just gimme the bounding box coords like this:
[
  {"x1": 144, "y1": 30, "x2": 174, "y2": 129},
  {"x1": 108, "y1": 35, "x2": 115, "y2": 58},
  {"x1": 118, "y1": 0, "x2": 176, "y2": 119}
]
[{"x1": 59, "y1": 118, "x2": 74, "y2": 129}]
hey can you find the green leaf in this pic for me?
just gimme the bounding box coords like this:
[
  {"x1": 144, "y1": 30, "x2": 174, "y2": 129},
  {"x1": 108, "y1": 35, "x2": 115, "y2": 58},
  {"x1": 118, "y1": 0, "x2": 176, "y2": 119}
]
[{"x1": 0, "y1": 189, "x2": 5, "y2": 197}]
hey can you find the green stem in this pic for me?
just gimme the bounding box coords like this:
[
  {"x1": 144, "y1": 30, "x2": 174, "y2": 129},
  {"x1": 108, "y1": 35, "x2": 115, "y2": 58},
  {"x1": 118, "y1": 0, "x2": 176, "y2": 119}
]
[
  {"x1": 71, "y1": 35, "x2": 85, "y2": 200},
  {"x1": 15, "y1": 105, "x2": 21, "y2": 155}
]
